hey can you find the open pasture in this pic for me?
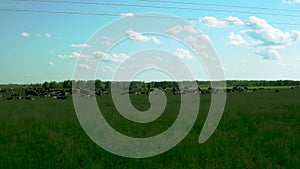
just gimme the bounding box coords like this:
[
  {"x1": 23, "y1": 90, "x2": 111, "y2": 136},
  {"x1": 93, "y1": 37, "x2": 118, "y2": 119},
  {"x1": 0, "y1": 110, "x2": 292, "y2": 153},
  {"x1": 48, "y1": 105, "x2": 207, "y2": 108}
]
[{"x1": 0, "y1": 88, "x2": 299, "y2": 168}]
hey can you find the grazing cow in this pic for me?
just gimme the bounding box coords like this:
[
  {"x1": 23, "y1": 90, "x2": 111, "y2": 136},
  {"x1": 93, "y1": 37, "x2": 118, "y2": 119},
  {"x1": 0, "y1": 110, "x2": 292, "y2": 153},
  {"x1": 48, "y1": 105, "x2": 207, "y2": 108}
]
[
  {"x1": 194, "y1": 90, "x2": 201, "y2": 94},
  {"x1": 25, "y1": 90, "x2": 38, "y2": 96},
  {"x1": 203, "y1": 91, "x2": 210, "y2": 94},
  {"x1": 149, "y1": 91, "x2": 157, "y2": 95},
  {"x1": 102, "y1": 90, "x2": 109, "y2": 95},
  {"x1": 24, "y1": 96, "x2": 33, "y2": 100},
  {"x1": 274, "y1": 89, "x2": 280, "y2": 93},
  {"x1": 57, "y1": 95, "x2": 67, "y2": 100},
  {"x1": 6, "y1": 97, "x2": 14, "y2": 100},
  {"x1": 80, "y1": 89, "x2": 94, "y2": 97},
  {"x1": 172, "y1": 88, "x2": 177, "y2": 95},
  {"x1": 11, "y1": 93, "x2": 20, "y2": 97},
  {"x1": 95, "y1": 90, "x2": 101, "y2": 96},
  {"x1": 8, "y1": 88, "x2": 15, "y2": 94}
]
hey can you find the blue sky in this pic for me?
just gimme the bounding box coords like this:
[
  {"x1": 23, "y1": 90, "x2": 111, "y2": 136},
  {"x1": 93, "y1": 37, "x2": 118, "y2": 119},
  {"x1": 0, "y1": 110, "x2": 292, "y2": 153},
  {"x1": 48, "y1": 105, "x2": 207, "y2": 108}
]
[{"x1": 0, "y1": 0, "x2": 300, "y2": 83}]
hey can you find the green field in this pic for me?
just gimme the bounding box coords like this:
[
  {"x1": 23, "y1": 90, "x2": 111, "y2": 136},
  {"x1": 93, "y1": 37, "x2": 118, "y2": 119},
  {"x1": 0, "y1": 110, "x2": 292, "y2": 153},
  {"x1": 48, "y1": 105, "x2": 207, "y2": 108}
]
[{"x1": 0, "y1": 88, "x2": 299, "y2": 168}]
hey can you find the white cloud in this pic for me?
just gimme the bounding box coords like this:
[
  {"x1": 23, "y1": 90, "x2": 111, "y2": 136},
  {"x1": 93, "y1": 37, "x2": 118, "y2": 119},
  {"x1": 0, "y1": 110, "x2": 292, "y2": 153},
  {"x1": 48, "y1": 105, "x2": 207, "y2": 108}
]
[
  {"x1": 291, "y1": 30, "x2": 300, "y2": 42},
  {"x1": 126, "y1": 29, "x2": 151, "y2": 41},
  {"x1": 58, "y1": 54, "x2": 72, "y2": 59},
  {"x1": 100, "y1": 66, "x2": 113, "y2": 72},
  {"x1": 102, "y1": 36, "x2": 113, "y2": 45},
  {"x1": 166, "y1": 25, "x2": 183, "y2": 35},
  {"x1": 199, "y1": 16, "x2": 243, "y2": 28},
  {"x1": 184, "y1": 25, "x2": 200, "y2": 34},
  {"x1": 48, "y1": 61, "x2": 54, "y2": 66},
  {"x1": 243, "y1": 16, "x2": 291, "y2": 46},
  {"x1": 45, "y1": 33, "x2": 52, "y2": 38},
  {"x1": 21, "y1": 32, "x2": 31, "y2": 38},
  {"x1": 120, "y1": 13, "x2": 134, "y2": 17},
  {"x1": 174, "y1": 48, "x2": 194, "y2": 60},
  {"x1": 58, "y1": 52, "x2": 94, "y2": 61},
  {"x1": 94, "y1": 51, "x2": 129, "y2": 62},
  {"x1": 229, "y1": 32, "x2": 247, "y2": 46},
  {"x1": 228, "y1": 16, "x2": 300, "y2": 60},
  {"x1": 71, "y1": 43, "x2": 90, "y2": 48},
  {"x1": 78, "y1": 64, "x2": 91, "y2": 70},
  {"x1": 167, "y1": 25, "x2": 209, "y2": 40},
  {"x1": 22, "y1": 32, "x2": 60, "y2": 39},
  {"x1": 200, "y1": 16, "x2": 224, "y2": 28},
  {"x1": 152, "y1": 37, "x2": 161, "y2": 44},
  {"x1": 282, "y1": 0, "x2": 300, "y2": 4},
  {"x1": 167, "y1": 25, "x2": 203, "y2": 35},
  {"x1": 225, "y1": 16, "x2": 244, "y2": 26},
  {"x1": 126, "y1": 29, "x2": 160, "y2": 44},
  {"x1": 110, "y1": 53, "x2": 130, "y2": 62},
  {"x1": 255, "y1": 49, "x2": 281, "y2": 60}
]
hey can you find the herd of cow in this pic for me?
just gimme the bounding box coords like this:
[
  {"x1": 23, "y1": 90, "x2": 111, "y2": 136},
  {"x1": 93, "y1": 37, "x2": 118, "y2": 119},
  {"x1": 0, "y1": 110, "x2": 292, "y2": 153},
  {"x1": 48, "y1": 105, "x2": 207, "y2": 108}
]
[
  {"x1": 0, "y1": 87, "x2": 115, "y2": 101},
  {"x1": 0, "y1": 87, "x2": 71, "y2": 101},
  {"x1": 0, "y1": 86, "x2": 289, "y2": 101}
]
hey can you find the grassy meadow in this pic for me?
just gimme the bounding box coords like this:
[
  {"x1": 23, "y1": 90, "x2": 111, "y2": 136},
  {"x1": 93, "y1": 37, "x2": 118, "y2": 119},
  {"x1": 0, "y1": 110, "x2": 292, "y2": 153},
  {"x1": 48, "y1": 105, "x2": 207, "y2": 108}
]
[{"x1": 0, "y1": 88, "x2": 299, "y2": 168}]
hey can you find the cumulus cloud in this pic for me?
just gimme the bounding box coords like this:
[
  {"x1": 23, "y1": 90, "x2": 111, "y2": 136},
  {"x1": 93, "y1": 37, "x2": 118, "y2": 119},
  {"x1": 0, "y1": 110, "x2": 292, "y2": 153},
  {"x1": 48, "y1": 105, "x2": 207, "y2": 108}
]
[
  {"x1": 21, "y1": 32, "x2": 31, "y2": 38},
  {"x1": 255, "y1": 49, "x2": 281, "y2": 60},
  {"x1": 199, "y1": 16, "x2": 243, "y2": 28},
  {"x1": 242, "y1": 16, "x2": 291, "y2": 46},
  {"x1": 94, "y1": 51, "x2": 129, "y2": 62},
  {"x1": 166, "y1": 25, "x2": 210, "y2": 59},
  {"x1": 227, "y1": 16, "x2": 300, "y2": 60},
  {"x1": 126, "y1": 29, "x2": 160, "y2": 44},
  {"x1": 166, "y1": 25, "x2": 183, "y2": 35},
  {"x1": 120, "y1": 13, "x2": 134, "y2": 17},
  {"x1": 71, "y1": 43, "x2": 90, "y2": 48},
  {"x1": 228, "y1": 16, "x2": 294, "y2": 48},
  {"x1": 167, "y1": 25, "x2": 209, "y2": 40},
  {"x1": 291, "y1": 30, "x2": 300, "y2": 42},
  {"x1": 174, "y1": 48, "x2": 194, "y2": 60},
  {"x1": 229, "y1": 32, "x2": 247, "y2": 46}
]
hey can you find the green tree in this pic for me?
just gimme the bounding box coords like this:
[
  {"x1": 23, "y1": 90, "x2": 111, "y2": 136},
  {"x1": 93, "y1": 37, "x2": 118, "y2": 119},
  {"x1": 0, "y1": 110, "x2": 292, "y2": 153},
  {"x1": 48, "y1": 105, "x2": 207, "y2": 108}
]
[
  {"x1": 95, "y1": 80, "x2": 102, "y2": 89},
  {"x1": 42, "y1": 82, "x2": 49, "y2": 89},
  {"x1": 62, "y1": 80, "x2": 72, "y2": 89},
  {"x1": 49, "y1": 81, "x2": 59, "y2": 89}
]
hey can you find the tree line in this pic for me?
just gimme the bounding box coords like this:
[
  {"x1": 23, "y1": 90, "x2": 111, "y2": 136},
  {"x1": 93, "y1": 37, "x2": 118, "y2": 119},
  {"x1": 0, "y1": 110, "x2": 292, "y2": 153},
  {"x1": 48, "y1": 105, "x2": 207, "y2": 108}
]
[{"x1": 20, "y1": 80, "x2": 300, "y2": 90}]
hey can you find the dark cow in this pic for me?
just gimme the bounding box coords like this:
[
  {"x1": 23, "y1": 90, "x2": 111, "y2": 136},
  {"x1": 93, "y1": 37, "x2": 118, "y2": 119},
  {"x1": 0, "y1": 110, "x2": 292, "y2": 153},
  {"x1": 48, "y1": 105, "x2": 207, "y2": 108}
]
[
  {"x1": 24, "y1": 96, "x2": 33, "y2": 100},
  {"x1": 57, "y1": 95, "x2": 67, "y2": 100},
  {"x1": 25, "y1": 90, "x2": 38, "y2": 96},
  {"x1": 6, "y1": 97, "x2": 14, "y2": 100}
]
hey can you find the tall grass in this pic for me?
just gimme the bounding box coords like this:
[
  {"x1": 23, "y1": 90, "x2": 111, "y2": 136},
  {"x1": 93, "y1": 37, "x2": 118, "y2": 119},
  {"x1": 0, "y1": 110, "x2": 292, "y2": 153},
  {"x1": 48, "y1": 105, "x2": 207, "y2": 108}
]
[{"x1": 0, "y1": 89, "x2": 299, "y2": 168}]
